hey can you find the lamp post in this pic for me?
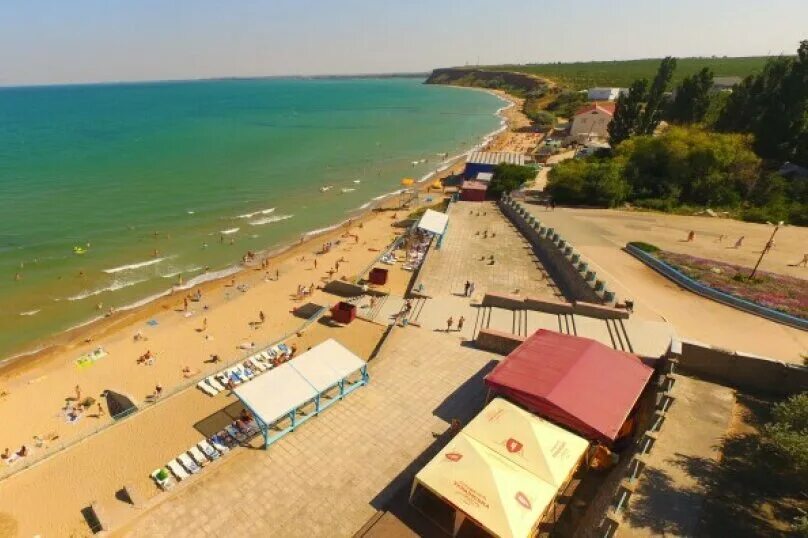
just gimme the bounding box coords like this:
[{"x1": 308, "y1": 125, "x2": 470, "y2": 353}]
[{"x1": 748, "y1": 221, "x2": 783, "y2": 280}]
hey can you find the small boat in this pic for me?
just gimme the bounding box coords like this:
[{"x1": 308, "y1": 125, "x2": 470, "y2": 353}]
[
  {"x1": 320, "y1": 186, "x2": 333, "y2": 192},
  {"x1": 340, "y1": 188, "x2": 356, "y2": 194},
  {"x1": 73, "y1": 246, "x2": 86, "y2": 255},
  {"x1": 353, "y1": 179, "x2": 361, "y2": 184}
]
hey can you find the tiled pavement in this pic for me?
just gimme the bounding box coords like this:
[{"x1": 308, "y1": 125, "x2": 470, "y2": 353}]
[
  {"x1": 124, "y1": 327, "x2": 498, "y2": 538},
  {"x1": 416, "y1": 201, "x2": 558, "y2": 299}
]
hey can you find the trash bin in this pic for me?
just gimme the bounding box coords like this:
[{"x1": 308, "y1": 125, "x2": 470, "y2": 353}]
[
  {"x1": 369, "y1": 267, "x2": 388, "y2": 285},
  {"x1": 331, "y1": 301, "x2": 357, "y2": 324}
]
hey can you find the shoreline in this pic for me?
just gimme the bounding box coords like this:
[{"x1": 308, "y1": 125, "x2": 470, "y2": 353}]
[{"x1": 0, "y1": 88, "x2": 521, "y2": 377}]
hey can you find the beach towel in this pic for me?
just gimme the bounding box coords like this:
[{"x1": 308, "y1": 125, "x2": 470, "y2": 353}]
[
  {"x1": 147, "y1": 319, "x2": 159, "y2": 326},
  {"x1": 75, "y1": 347, "x2": 108, "y2": 370}
]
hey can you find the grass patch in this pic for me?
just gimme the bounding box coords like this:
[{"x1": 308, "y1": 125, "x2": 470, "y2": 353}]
[{"x1": 627, "y1": 241, "x2": 661, "y2": 254}]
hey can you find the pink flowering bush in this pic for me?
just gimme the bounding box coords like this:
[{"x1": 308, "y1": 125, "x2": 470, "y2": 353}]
[{"x1": 658, "y1": 251, "x2": 808, "y2": 319}]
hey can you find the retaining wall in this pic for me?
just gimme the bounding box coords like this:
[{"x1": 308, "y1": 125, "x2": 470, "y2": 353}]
[
  {"x1": 475, "y1": 328, "x2": 525, "y2": 354},
  {"x1": 625, "y1": 243, "x2": 808, "y2": 331},
  {"x1": 679, "y1": 340, "x2": 808, "y2": 396},
  {"x1": 498, "y1": 195, "x2": 612, "y2": 304}
]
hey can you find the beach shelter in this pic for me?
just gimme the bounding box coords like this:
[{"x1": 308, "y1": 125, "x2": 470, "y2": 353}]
[
  {"x1": 232, "y1": 339, "x2": 369, "y2": 447},
  {"x1": 484, "y1": 330, "x2": 653, "y2": 445},
  {"x1": 410, "y1": 398, "x2": 588, "y2": 537},
  {"x1": 416, "y1": 209, "x2": 449, "y2": 236}
]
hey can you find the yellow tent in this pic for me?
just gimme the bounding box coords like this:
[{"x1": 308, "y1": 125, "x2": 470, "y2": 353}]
[{"x1": 410, "y1": 398, "x2": 588, "y2": 537}]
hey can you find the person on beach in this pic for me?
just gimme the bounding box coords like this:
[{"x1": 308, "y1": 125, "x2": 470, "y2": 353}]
[
  {"x1": 183, "y1": 297, "x2": 188, "y2": 311},
  {"x1": 259, "y1": 310, "x2": 265, "y2": 324},
  {"x1": 446, "y1": 316, "x2": 453, "y2": 332},
  {"x1": 74, "y1": 385, "x2": 81, "y2": 402},
  {"x1": 97, "y1": 402, "x2": 104, "y2": 418},
  {"x1": 154, "y1": 384, "x2": 163, "y2": 399},
  {"x1": 1, "y1": 448, "x2": 9, "y2": 460},
  {"x1": 201, "y1": 318, "x2": 208, "y2": 332},
  {"x1": 733, "y1": 236, "x2": 745, "y2": 249},
  {"x1": 686, "y1": 230, "x2": 695, "y2": 242},
  {"x1": 17, "y1": 446, "x2": 27, "y2": 458},
  {"x1": 464, "y1": 281, "x2": 470, "y2": 297}
]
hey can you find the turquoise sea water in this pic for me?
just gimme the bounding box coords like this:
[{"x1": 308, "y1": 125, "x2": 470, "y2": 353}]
[{"x1": 0, "y1": 77, "x2": 502, "y2": 359}]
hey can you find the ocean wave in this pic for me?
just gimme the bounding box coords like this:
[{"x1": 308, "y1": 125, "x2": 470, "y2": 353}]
[
  {"x1": 303, "y1": 219, "x2": 350, "y2": 238},
  {"x1": 220, "y1": 227, "x2": 240, "y2": 235},
  {"x1": 236, "y1": 207, "x2": 275, "y2": 219},
  {"x1": 249, "y1": 214, "x2": 293, "y2": 226},
  {"x1": 19, "y1": 309, "x2": 41, "y2": 317},
  {"x1": 356, "y1": 201, "x2": 372, "y2": 210},
  {"x1": 176, "y1": 266, "x2": 241, "y2": 290},
  {"x1": 66, "y1": 277, "x2": 148, "y2": 301},
  {"x1": 103, "y1": 257, "x2": 167, "y2": 274},
  {"x1": 159, "y1": 266, "x2": 203, "y2": 279}
]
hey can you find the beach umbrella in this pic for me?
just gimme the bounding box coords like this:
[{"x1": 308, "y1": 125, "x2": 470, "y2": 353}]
[
  {"x1": 400, "y1": 178, "x2": 415, "y2": 187},
  {"x1": 431, "y1": 179, "x2": 443, "y2": 190}
]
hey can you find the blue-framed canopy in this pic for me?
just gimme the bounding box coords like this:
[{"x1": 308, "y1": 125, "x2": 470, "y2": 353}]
[{"x1": 233, "y1": 339, "x2": 369, "y2": 448}]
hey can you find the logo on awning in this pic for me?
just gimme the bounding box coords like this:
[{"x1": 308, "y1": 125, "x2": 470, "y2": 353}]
[
  {"x1": 515, "y1": 491, "x2": 532, "y2": 510},
  {"x1": 445, "y1": 452, "x2": 463, "y2": 462},
  {"x1": 506, "y1": 438, "x2": 523, "y2": 453}
]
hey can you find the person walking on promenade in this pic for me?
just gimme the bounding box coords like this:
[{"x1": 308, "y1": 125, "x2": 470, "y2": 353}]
[
  {"x1": 446, "y1": 316, "x2": 454, "y2": 332},
  {"x1": 686, "y1": 230, "x2": 695, "y2": 242},
  {"x1": 458, "y1": 316, "x2": 465, "y2": 332},
  {"x1": 464, "y1": 281, "x2": 470, "y2": 296},
  {"x1": 790, "y1": 253, "x2": 808, "y2": 267},
  {"x1": 733, "y1": 236, "x2": 745, "y2": 249}
]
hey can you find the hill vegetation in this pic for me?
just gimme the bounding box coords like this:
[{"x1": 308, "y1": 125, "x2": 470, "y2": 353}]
[{"x1": 477, "y1": 56, "x2": 772, "y2": 90}]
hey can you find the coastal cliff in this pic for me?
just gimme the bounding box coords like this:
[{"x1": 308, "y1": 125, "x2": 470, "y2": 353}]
[{"x1": 425, "y1": 67, "x2": 549, "y2": 96}]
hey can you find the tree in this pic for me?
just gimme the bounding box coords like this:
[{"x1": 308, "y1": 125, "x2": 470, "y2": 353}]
[
  {"x1": 668, "y1": 67, "x2": 714, "y2": 124},
  {"x1": 546, "y1": 90, "x2": 587, "y2": 119},
  {"x1": 487, "y1": 163, "x2": 535, "y2": 197},
  {"x1": 608, "y1": 79, "x2": 647, "y2": 146},
  {"x1": 546, "y1": 158, "x2": 629, "y2": 207},
  {"x1": 638, "y1": 56, "x2": 677, "y2": 135},
  {"x1": 764, "y1": 392, "x2": 808, "y2": 473}
]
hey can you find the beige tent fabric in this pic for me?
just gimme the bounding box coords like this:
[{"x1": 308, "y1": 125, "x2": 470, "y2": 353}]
[
  {"x1": 414, "y1": 433, "x2": 557, "y2": 538},
  {"x1": 412, "y1": 399, "x2": 589, "y2": 537},
  {"x1": 462, "y1": 398, "x2": 589, "y2": 487}
]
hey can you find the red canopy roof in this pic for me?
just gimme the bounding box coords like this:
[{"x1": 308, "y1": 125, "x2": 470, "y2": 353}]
[
  {"x1": 484, "y1": 330, "x2": 653, "y2": 444},
  {"x1": 574, "y1": 102, "x2": 616, "y2": 117}
]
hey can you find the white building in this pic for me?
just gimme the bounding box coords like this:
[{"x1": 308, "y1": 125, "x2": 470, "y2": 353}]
[
  {"x1": 586, "y1": 87, "x2": 626, "y2": 101},
  {"x1": 570, "y1": 103, "x2": 616, "y2": 142}
]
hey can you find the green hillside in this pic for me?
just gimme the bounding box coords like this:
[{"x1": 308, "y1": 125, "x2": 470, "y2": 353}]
[{"x1": 479, "y1": 56, "x2": 773, "y2": 90}]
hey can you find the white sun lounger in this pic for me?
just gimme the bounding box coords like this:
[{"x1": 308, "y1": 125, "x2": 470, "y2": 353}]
[
  {"x1": 238, "y1": 365, "x2": 255, "y2": 379},
  {"x1": 260, "y1": 350, "x2": 274, "y2": 361},
  {"x1": 198, "y1": 440, "x2": 221, "y2": 460},
  {"x1": 150, "y1": 468, "x2": 176, "y2": 490},
  {"x1": 167, "y1": 459, "x2": 190, "y2": 481},
  {"x1": 197, "y1": 381, "x2": 218, "y2": 397},
  {"x1": 206, "y1": 376, "x2": 225, "y2": 391},
  {"x1": 224, "y1": 368, "x2": 242, "y2": 384},
  {"x1": 178, "y1": 452, "x2": 201, "y2": 474},
  {"x1": 249, "y1": 357, "x2": 268, "y2": 372},
  {"x1": 188, "y1": 446, "x2": 208, "y2": 467}
]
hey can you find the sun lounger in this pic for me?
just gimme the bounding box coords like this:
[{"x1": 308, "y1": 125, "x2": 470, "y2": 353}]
[
  {"x1": 213, "y1": 431, "x2": 236, "y2": 448},
  {"x1": 151, "y1": 468, "x2": 176, "y2": 490},
  {"x1": 206, "y1": 376, "x2": 225, "y2": 392},
  {"x1": 197, "y1": 381, "x2": 218, "y2": 397},
  {"x1": 167, "y1": 459, "x2": 190, "y2": 481},
  {"x1": 209, "y1": 436, "x2": 229, "y2": 454},
  {"x1": 240, "y1": 365, "x2": 255, "y2": 379},
  {"x1": 277, "y1": 343, "x2": 290, "y2": 355},
  {"x1": 198, "y1": 440, "x2": 221, "y2": 459},
  {"x1": 177, "y1": 452, "x2": 201, "y2": 474},
  {"x1": 260, "y1": 350, "x2": 275, "y2": 361},
  {"x1": 188, "y1": 446, "x2": 208, "y2": 467},
  {"x1": 249, "y1": 356, "x2": 268, "y2": 372},
  {"x1": 225, "y1": 424, "x2": 248, "y2": 443},
  {"x1": 225, "y1": 368, "x2": 242, "y2": 384}
]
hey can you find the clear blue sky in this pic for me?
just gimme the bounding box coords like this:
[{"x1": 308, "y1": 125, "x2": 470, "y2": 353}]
[{"x1": 1, "y1": 0, "x2": 805, "y2": 86}]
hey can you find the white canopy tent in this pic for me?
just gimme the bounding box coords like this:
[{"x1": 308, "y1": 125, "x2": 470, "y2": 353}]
[
  {"x1": 417, "y1": 209, "x2": 449, "y2": 236},
  {"x1": 233, "y1": 339, "x2": 369, "y2": 447},
  {"x1": 410, "y1": 398, "x2": 588, "y2": 537}
]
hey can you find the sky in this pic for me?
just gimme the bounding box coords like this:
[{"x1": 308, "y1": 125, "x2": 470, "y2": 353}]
[{"x1": 1, "y1": 0, "x2": 806, "y2": 86}]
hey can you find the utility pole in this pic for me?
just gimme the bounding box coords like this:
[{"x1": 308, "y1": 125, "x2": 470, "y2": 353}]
[{"x1": 748, "y1": 221, "x2": 783, "y2": 280}]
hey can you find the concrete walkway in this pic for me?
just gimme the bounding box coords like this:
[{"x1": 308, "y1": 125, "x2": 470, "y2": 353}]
[
  {"x1": 122, "y1": 328, "x2": 498, "y2": 537},
  {"x1": 623, "y1": 376, "x2": 735, "y2": 537},
  {"x1": 522, "y1": 207, "x2": 808, "y2": 363}
]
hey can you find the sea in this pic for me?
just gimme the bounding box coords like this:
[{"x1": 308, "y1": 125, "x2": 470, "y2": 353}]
[{"x1": 0, "y1": 77, "x2": 504, "y2": 361}]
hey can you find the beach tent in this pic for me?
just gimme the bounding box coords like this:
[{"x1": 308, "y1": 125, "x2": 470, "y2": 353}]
[
  {"x1": 410, "y1": 398, "x2": 588, "y2": 537},
  {"x1": 232, "y1": 339, "x2": 368, "y2": 447},
  {"x1": 104, "y1": 390, "x2": 137, "y2": 419},
  {"x1": 416, "y1": 209, "x2": 449, "y2": 236},
  {"x1": 484, "y1": 330, "x2": 653, "y2": 445}
]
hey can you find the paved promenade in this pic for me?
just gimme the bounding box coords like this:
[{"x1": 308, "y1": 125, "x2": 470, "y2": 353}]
[
  {"x1": 416, "y1": 201, "x2": 558, "y2": 299},
  {"x1": 123, "y1": 328, "x2": 497, "y2": 537},
  {"x1": 522, "y1": 206, "x2": 808, "y2": 363}
]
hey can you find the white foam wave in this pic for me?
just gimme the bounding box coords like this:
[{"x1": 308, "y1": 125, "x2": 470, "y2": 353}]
[
  {"x1": 249, "y1": 214, "x2": 294, "y2": 226},
  {"x1": 236, "y1": 207, "x2": 275, "y2": 219},
  {"x1": 220, "y1": 227, "x2": 240, "y2": 235},
  {"x1": 103, "y1": 257, "x2": 167, "y2": 274},
  {"x1": 66, "y1": 278, "x2": 148, "y2": 301},
  {"x1": 176, "y1": 266, "x2": 241, "y2": 291},
  {"x1": 160, "y1": 266, "x2": 203, "y2": 279},
  {"x1": 303, "y1": 219, "x2": 350, "y2": 238},
  {"x1": 19, "y1": 309, "x2": 41, "y2": 317}
]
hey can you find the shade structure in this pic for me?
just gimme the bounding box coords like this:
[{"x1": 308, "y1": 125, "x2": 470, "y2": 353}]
[
  {"x1": 485, "y1": 330, "x2": 653, "y2": 444},
  {"x1": 462, "y1": 398, "x2": 589, "y2": 488},
  {"x1": 232, "y1": 338, "x2": 369, "y2": 447},
  {"x1": 417, "y1": 209, "x2": 449, "y2": 236},
  {"x1": 410, "y1": 399, "x2": 586, "y2": 538}
]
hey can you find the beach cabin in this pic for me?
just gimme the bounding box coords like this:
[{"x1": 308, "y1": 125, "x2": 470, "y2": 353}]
[
  {"x1": 586, "y1": 87, "x2": 626, "y2": 101},
  {"x1": 570, "y1": 103, "x2": 616, "y2": 143},
  {"x1": 460, "y1": 180, "x2": 488, "y2": 202},
  {"x1": 463, "y1": 151, "x2": 527, "y2": 180},
  {"x1": 410, "y1": 398, "x2": 588, "y2": 537},
  {"x1": 484, "y1": 330, "x2": 653, "y2": 445}
]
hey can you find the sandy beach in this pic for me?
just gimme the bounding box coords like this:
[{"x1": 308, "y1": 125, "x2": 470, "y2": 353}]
[{"x1": 0, "y1": 89, "x2": 530, "y2": 537}]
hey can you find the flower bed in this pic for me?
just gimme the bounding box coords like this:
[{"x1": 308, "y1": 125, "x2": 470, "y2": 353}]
[{"x1": 656, "y1": 251, "x2": 808, "y2": 319}]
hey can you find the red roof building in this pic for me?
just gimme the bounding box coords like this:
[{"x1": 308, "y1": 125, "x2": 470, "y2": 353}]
[
  {"x1": 484, "y1": 330, "x2": 653, "y2": 444},
  {"x1": 460, "y1": 180, "x2": 488, "y2": 202},
  {"x1": 573, "y1": 102, "x2": 617, "y2": 117}
]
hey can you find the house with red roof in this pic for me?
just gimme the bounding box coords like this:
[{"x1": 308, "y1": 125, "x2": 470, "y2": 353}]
[{"x1": 570, "y1": 102, "x2": 616, "y2": 142}]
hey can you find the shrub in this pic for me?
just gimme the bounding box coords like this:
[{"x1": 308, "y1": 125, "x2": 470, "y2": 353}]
[
  {"x1": 628, "y1": 241, "x2": 660, "y2": 254},
  {"x1": 764, "y1": 392, "x2": 808, "y2": 473},
  {"x1": 546, "y1": 158, "x2": 629, "y2": 207},
  {"x1": 487, "y1": 163, "x2": 536, "y2": 197}
]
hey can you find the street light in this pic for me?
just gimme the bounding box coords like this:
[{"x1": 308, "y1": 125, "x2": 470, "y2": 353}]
[{"x1": 748, "y1": 221, "x2": 784, "y2": 280}]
